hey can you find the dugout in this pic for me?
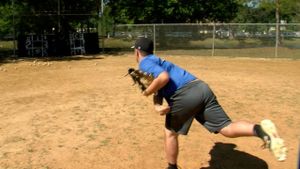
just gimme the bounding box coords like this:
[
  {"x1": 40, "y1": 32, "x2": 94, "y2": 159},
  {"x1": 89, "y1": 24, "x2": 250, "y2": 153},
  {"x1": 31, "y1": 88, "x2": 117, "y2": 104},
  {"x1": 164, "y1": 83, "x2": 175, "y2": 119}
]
[{"x1": 18, "y1": 33, "x2": 99, "y2": 57}]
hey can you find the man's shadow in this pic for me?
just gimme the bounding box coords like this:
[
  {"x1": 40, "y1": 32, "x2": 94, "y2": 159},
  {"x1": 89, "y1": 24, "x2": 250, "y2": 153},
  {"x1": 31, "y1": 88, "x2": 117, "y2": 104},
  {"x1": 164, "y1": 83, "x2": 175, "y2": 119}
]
[{"x1": 200, "y1": 142, "x2": 268, "y2": 169}]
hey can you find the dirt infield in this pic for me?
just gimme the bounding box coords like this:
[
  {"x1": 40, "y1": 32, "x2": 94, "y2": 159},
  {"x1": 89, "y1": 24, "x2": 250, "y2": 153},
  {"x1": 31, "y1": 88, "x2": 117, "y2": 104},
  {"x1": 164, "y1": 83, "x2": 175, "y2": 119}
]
[{"x1": 0, "y1": 54, "x2": 299, "y2": 169}]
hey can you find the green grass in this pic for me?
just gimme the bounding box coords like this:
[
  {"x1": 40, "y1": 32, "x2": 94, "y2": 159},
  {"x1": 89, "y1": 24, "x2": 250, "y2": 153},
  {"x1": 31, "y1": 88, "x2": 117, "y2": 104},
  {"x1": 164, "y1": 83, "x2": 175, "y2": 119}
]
[
  {"x1": 188, "y1": 38, "x2": 300, "y2": 49},
  {"x1": 0, "y1": 40, "x2": 15, "y2": 58},
  {"x1": 156, "y1": 47, "x2": 300, "y2": 59},
  {"x1": 214, "y1": 47, "x2": 300, "y2": 58},
  {"x1": 1, "y1": 38, "x2": 299, "y2": 59},
  {"x1": 102, "y1": 38, "x2": 300, "y2": 59},
  {"x1": 0, "y1": 40, "x2": 14, "y2": 49},
  {"x1": 103, "y1": 38, "x2": 134, "y2": 48},
  {"x1": 282, "y1": 38, "x2": 300, "y2": 48}
]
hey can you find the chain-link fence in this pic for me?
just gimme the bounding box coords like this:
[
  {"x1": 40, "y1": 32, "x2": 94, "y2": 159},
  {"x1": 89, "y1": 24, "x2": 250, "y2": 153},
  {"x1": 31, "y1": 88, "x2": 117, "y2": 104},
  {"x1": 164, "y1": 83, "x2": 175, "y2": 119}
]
[
  {"x1": 1, "y1": 22, "x2": 300, "y2": 58},
  {"x1": 0, "y1": 0, "x2": 299, "y2": 59},
  {"x1": 103, "y1": 23, "x2": 300, "y2": 58}
]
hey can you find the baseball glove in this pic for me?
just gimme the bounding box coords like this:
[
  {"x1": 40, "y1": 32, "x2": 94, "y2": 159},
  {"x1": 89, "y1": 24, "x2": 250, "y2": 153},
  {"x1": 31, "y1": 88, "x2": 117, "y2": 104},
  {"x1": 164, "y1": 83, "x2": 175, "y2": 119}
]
[
  {"x1": 126, "y1": 68, "x2": 154, "y2": 92},
  {"x1": 126, "y1": 68, "x2": 168, "y2": 115}
]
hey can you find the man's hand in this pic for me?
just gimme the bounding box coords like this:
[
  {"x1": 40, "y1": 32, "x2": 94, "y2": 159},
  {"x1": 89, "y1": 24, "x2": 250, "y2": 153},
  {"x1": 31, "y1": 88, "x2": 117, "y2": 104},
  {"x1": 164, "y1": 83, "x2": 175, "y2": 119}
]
[
  {"x1": 142, "y1": 90, "x2": 149, "y2": 96},
  {"x1": 154, "y1": 104, "x2": 170, "y2": 116}
]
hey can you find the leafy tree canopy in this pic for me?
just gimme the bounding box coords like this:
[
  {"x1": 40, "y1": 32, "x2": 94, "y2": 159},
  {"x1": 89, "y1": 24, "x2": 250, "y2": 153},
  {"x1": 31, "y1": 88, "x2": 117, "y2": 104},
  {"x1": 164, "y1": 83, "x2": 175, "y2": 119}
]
[
  {"x1": 235, "y1": 0, "x2": 300, "y2": 23},
  {"x1": 108, "y1": 0, "x2": 240, "y2": 23},
  {"x1": 0, "y1": 0, "x2": 299, "y2": 37}
]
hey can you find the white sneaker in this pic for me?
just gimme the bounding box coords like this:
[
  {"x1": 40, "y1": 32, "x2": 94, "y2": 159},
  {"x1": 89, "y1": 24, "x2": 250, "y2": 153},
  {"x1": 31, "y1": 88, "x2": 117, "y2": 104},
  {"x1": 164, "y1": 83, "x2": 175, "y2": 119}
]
[{"x1": 260, "y1": 119, "x2": 287, "y2": 161}]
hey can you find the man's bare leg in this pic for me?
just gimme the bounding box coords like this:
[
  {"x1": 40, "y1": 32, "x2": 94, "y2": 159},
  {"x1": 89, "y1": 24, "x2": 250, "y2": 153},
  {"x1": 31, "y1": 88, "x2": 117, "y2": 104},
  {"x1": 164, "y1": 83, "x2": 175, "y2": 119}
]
[
  {"x1": 219, "y1": 120, "x2": 287, "y2": 161},
  {"x1": 165, "y1": 128, "x2": 179, "y2": 167},
  {"x1": 219, "y1": 121, "x2": 255, "y2": 138}
]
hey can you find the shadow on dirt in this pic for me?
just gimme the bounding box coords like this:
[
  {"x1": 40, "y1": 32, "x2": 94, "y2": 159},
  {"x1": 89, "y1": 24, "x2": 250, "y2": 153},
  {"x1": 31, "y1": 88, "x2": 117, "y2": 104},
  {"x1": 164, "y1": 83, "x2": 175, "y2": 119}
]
[
  {"x1": 0, "y1": 55, "x2": 108, "y2": 66},
  {"x1": 0, "y1": 51, "x2": 132, "y2": 66},
  {"x1": 200, "y1": 142, "x2": 268, "y2": 169}
]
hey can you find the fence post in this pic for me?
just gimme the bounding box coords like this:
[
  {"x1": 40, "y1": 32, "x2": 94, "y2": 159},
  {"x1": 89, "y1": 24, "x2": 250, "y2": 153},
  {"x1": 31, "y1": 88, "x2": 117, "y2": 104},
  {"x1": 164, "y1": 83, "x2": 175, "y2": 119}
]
[
  {"x1": 101, "y1": 17, "x2": 105, "y2": 53},
  {"x1": 275, "y1": 22, "x2": 279, "y2": 58},
  {"x1": 212, "y1": 23, "x2": 215, "y2": 57},
  {"x1": 12, "y1": 0, "x2": 16, "y2": 57},
  {"x1": 153, "y1": 24, "x2": 156, "y2": 53},
  {"x1": 275, "y1": 0, "x2": 279, "y2": 58}
]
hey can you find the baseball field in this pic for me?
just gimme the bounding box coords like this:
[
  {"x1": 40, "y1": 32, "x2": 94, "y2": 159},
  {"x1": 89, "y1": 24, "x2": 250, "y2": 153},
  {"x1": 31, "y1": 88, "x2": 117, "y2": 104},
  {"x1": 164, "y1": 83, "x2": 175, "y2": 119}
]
[{"x1": 0, "y1": 53, "x2": 299, "y2": 169}]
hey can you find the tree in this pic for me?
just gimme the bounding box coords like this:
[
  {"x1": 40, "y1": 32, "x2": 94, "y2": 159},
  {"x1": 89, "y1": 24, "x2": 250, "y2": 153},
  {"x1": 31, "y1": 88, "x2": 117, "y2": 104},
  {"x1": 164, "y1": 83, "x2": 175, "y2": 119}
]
[
  {"x1": 0, "y1": 3, "x2": 13, "y2": 38},
  {"x1": 234, "y1": 0, "x2": 300, "y2": 23},
  {"x1": 107, "y1": 0, "x2": 240, "y2": 24},
  {"x1": 279, "y1": 0, "x2": 300, "y2": 22},
  {"x1": 10, "y1": 0, "x2": 99, "y2": 35}
]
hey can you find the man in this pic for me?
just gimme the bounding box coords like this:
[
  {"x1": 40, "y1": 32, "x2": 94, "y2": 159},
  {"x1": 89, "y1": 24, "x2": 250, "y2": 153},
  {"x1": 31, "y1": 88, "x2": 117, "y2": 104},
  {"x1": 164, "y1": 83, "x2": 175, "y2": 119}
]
[{"x1": 131, "y1": 37, "x2": 287, "y2": 169}]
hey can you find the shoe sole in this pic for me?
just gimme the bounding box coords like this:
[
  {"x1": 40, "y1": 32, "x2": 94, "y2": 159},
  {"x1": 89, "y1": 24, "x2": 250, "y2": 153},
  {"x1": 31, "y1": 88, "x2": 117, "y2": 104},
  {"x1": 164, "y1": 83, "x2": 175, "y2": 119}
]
[{"x1": 260, "y1": 119, "x2": 287, "y2": 161}]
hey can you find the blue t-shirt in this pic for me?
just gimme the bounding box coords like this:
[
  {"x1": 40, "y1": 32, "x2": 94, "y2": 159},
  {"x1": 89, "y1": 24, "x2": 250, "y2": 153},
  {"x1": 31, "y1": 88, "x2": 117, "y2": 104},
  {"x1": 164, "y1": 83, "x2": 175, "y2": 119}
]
[{"x1": 139, "y1": 54, "x2": 196, "y2": 99}]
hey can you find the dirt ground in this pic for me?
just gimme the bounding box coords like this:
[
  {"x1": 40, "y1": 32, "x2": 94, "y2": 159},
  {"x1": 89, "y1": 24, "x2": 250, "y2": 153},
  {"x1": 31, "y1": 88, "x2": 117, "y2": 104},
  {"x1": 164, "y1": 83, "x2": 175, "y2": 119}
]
[{"x1": 0, "y1": 54, "x2": 299, "y2": 169}]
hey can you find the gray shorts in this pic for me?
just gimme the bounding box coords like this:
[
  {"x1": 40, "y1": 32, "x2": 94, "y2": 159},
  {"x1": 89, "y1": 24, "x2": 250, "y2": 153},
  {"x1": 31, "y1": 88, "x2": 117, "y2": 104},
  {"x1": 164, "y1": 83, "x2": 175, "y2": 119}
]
[{"x1": 165, "y1": 80, "x2": 232, "y2": 135}]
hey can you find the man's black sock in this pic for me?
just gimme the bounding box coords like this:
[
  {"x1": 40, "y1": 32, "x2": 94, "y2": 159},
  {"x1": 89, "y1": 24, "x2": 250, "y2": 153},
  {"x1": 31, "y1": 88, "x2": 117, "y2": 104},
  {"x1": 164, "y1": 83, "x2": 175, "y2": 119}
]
[
  {"x1": 168, "y1": 163, "x2": 178, "y2": 169},
  {"x1": 253, "y1": 124, "x2": 269, "y2": 140}
]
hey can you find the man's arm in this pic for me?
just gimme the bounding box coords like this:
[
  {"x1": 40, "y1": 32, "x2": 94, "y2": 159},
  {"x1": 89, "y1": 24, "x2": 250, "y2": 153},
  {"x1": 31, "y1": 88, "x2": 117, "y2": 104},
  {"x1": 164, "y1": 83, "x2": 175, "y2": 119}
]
[
  {"x1": 144, "y1": 71, "x2": 170, "y2": 115},
  {"x1": 153, "y1": 93, "x2": 170, "y2": 115},
  {"x1": 143, "y1": 71, "x2": 169, "y2": 96}
]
